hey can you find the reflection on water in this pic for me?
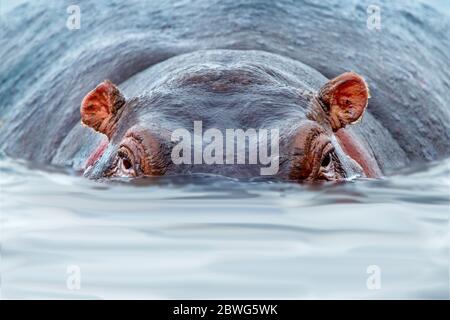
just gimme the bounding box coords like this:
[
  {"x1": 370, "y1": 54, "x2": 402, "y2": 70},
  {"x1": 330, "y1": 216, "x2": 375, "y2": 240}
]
[{"x1": 0, "y1": 155, "x2": 449, "y2": 299}]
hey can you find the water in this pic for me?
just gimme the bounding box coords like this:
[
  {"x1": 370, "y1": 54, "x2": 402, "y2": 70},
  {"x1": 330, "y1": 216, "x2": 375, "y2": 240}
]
[{"x1": 1, "y1": 155, "x2": 448, "y2": 299}]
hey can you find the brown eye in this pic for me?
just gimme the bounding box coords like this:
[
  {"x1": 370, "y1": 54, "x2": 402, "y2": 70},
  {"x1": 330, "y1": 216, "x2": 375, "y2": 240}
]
[
  {"x1": 321, "y1": 152, "x2": 332, "y2": 168},
  {"x1": 116, "y1": 149, "x2": 137, "y2": 177},
  {"x1": 122, "y1": 158, "x2": 132, "y2": 170}
]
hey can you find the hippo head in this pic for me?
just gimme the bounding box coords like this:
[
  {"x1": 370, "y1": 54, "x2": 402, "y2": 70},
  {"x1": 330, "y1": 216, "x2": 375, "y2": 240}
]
[{"x1": 80, "y1": 51, "x2": 377, "y2": 182}]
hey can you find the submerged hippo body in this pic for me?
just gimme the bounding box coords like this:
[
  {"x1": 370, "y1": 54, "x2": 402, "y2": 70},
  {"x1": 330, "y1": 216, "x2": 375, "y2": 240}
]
[{"x1": 0, "y1": 0, "x2": 449, "y2": 181}]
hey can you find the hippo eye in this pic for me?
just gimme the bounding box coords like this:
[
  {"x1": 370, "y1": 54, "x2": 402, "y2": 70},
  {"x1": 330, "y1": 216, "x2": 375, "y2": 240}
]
[
  {"x1": 122, "y1": 157, "x2": 132, "y2": 170},
  {"x1": 321, "y1": 152, "x2": 332, "y2": 168},
  {"x1": 116, "y1": 149, "x2": 137, "y2": 177},
  {"x1": 315, "y1": 144, "x2": 339, "y2": 181}
]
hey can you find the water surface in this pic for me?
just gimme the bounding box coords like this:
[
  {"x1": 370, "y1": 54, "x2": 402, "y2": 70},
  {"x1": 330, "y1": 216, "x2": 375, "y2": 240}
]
[{"x1": 1, "y1": 156, "x2": 448, "y2": 299}]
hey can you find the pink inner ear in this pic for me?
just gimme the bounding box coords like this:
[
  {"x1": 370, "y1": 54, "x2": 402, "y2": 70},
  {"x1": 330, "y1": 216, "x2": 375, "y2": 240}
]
[
  {"x1": 333, "y1": 78, "x2": 368, "y2": 121},
  {"x1": 319, "y1": 72, "x2": 369, "y2": 131},
  {"x1": 81, "y1": 82, "x2": 114, "y2": 129},
  {"x1": 85, "y1": 138, "x2": 109, "y2": 169}
]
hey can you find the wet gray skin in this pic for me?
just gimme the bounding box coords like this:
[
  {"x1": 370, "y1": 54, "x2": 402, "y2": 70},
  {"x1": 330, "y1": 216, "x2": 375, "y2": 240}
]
[
  {"x1": 0, "y1": 0, "x2": 449, "y2": 180},
  {"x1": 83, "y1": 50, "x2": 366, "y2": 180}
]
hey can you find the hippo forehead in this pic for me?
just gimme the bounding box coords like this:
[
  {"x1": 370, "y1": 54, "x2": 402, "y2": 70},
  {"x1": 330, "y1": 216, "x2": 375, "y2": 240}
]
[{"x1": 119, "y1": 50, "x2": 328, "y2": 131}]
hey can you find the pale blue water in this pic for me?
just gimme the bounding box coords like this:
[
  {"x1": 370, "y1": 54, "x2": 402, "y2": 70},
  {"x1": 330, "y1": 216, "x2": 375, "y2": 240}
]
[{"x1": 1, "y1": 155, "x2": 448, "y2": 299}]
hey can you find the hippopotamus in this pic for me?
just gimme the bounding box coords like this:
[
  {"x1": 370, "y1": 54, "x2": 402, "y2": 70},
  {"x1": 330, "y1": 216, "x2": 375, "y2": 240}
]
[
  {"x1": 79, "y1": 51, "x2": 374, "y2": 181},
  {"x1": 0, "y1": 0, "x2": 449, "y2": 182}
]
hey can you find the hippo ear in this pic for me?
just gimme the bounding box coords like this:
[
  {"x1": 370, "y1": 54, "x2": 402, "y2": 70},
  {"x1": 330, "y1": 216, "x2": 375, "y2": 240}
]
[
  {"x1": 318, "y1": 72, "x2": 369, "y2": 132},
  {"x1": 80, "y1": 80, "x2": 125, "y2": 138}
]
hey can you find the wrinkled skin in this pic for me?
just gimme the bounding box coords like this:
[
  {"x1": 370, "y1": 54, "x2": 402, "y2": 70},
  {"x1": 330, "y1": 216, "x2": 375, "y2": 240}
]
[
  {"x1": 0, "y1": 0, "x2": 449, "y2": 182},
  {"x1": 80, "y1": 51, "x2": 374, "y2": 181}
]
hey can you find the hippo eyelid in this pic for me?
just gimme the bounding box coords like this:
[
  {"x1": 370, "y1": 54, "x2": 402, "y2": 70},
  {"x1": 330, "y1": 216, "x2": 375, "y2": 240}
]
[
  {"x1": 319, "y1": 143, "x2": 335, "y2": 166},
  {"x1": 127, "y1": 132, "x2": 145, "y2": 143}
]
